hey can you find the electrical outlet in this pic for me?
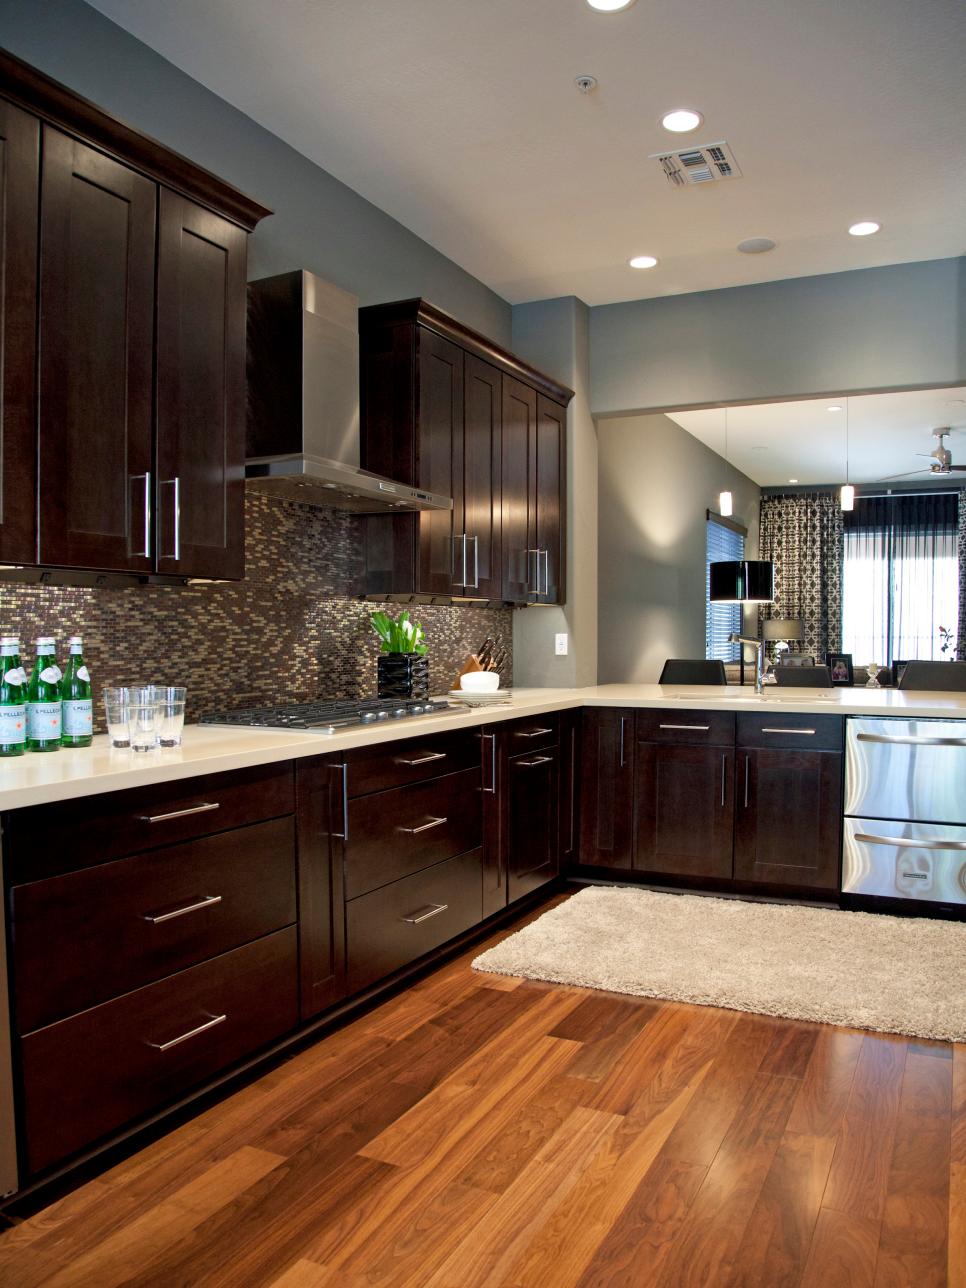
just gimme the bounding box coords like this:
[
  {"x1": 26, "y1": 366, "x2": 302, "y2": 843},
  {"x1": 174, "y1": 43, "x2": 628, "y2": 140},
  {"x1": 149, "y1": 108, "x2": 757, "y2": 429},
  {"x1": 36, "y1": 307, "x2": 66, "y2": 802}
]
[{"x1": 555, "y1": 633, "x2": 568, "y2": 656}]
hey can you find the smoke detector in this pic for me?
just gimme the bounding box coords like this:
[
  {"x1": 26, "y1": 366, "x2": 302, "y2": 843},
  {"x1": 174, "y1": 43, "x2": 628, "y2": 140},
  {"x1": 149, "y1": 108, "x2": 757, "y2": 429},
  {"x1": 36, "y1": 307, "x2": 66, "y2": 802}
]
[
  {"x1": 651, "y1": 141, "x2": 742, "y2": 188},
  {"x1": 575, "y1": 75, "x2": 598, "y2": 94}
]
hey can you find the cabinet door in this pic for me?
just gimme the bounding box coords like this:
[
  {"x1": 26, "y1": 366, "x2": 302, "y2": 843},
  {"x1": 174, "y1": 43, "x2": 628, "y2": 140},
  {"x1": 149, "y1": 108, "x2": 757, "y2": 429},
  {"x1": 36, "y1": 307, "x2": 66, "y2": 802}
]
[
  {"x1": 39, "y1": 128, "x2": 155, "y2": 571},
  {"x1": 532, "y1": 395, "x2": 565, "y2": 604},
  {"x1": 501, "y1": 375, "x2": 535, "y2": 603},
  {"x1": 461, "y1": 354, "x2": 502, "y2": 597},
  {"x1": 415, "y1": 327, "x2": 462, "y2": 594},
  {"x1": 734, "y1": 749, "x2": 842, "y2": 891},
  {"x1": 579, "y1": 709, "x2": 635, "y2": 869},
  {"x1": 507, "y1": 747, "x2": 559, "y2": 902},
  {"x1": 156, "y1": 191, "x2": 247, "y2": 579},
  {"x1": 481, "y1": 726, "x2": 506, "y2": 917},
  {"x1": 0, "y1": 101, "x2": 38, "y2": 563},
  {"x1": 296, "y1": 757, "x2": 346, "y2": 1019},
  {"x1": 558, "y1": 709, "x2": 580, "y2": 870},
  {"x1": 635, "y1": 743, "x2": 734, "y2": 880}
]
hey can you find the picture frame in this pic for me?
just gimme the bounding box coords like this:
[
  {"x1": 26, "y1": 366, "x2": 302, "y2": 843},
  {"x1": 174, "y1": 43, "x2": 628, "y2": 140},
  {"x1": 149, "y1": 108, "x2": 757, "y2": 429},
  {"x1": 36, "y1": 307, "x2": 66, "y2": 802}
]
[
  {"x1": 892, "y1": 659, "x2": 909, "y2": 686},
  {"x1": 825, "y1": 652, "x2": 854, "y2": 686}
]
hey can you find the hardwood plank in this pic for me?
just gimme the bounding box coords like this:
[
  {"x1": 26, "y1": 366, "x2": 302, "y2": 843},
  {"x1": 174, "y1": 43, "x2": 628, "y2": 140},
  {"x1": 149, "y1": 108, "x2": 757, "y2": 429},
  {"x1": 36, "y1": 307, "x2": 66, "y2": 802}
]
[
  {"x1": 785, "y1": 1027, "x2": 864, "y2": 1139},
  {"x1": 800, "y1": 1209, "x2": 880, "y2": 1288},
  {"x1": 952, "y1": 1045, "x2": 966, "y2": 1288},
  {"x1": 760, "y1": 1024, "x2": 820, "y2": 1080}
]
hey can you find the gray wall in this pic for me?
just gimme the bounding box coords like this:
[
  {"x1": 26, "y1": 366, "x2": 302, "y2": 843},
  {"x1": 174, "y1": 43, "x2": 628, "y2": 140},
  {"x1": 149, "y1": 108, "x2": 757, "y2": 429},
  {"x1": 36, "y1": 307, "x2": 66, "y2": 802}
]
[
  {"x1": 0, "y1": 0, "x2": 511, "y2": 342},
  {"x1": 511, "y1": 297, "x2": 598, "y2": 687},
  {"x1": 590, "y1": 257, "x2": 966, "y2": 416},
  {"x1": 598, "y1": 414, "x2": 760, "y2": 684}
]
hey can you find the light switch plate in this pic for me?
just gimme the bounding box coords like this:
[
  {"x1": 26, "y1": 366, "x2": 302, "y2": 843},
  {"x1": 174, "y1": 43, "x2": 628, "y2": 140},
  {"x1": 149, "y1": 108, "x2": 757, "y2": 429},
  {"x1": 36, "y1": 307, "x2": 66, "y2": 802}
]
[{"x1": 555, "y1": 633, "x2": 568, "y2": 656}]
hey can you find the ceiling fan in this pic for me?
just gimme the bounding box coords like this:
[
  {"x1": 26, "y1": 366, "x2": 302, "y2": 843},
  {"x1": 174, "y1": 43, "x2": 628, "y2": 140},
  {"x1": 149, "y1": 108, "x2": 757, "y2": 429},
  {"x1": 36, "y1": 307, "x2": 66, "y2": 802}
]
[{"x1": 879, "y1": 427, "x2": 966, "y2": 481}]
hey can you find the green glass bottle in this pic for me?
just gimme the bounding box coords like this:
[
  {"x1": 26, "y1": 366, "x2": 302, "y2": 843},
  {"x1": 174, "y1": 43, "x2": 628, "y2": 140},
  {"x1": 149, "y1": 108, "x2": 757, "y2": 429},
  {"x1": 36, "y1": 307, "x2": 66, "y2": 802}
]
[
  {"x1": 61, "y1": 635, "x2": 93, "y2": 748},
  {"x1": 0, "y1": 636, "x2": 27, "y2": 757},
  {"x1": 26, "y1": 636, "x2": 62, "y2": 752}
]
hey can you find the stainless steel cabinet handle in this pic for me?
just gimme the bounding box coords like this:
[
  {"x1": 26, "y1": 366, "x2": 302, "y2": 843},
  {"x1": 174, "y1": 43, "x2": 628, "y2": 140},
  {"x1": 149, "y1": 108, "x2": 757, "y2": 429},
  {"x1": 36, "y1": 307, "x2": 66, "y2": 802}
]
[
  {"x1": 130, "y1": 472, "x2": 152, "y2": 558},
  {"x1": 402, "y1": 903, "x2": 449, "y2": 925},
  {"x1": 518, "y1": 755, "x2": 552, "y2": 767},
  {"x1": 398, "y1": 816, "x2": 447, "y2": 834},
  {"x1": 526, "y1": 548, "x2": 541, "y2": 595},
  {"x1": 466, "y1": 535, "x2": 479, "y2": 589},
  {"x1": 856, "y1": 732, "x2": 966, "y2": 748},
  {"x1": 138, "y1": 802, "x2": 220, "y2": 824},
  {"x1": 721, "y1": 754, "x2": 727, "y2": 808},
  {"x1": 540, "y1": 549, "x2": 550, "y2": 597},
  {"x1": 141, "y1": 894, "x2": 222, "y2": 925},
  {"x1": 482, "y1": 730, "x2": 497, "y2": 794},
  {"x1": 854, "y1": 833, "x2": 966, "y2": 852},
  {"x1": 760, "y1": 727, "x2": 816, "y2": 735},
  {"x1": 161, "y1": 477, "x2": 181, "y2": 561},
  {"x1": 518, "y1": 727, "x2": 553, "y2": 738},
  {"x1": 619, "y1": 716, "x2": 627, "y2": 768},
  {"x1": 659, "y1": 724, "x2": 711, "y2": 732},
  {"x1": 743, "y1": 755, "x2": 750, "y2": 808},
  {"x1": 146, "y1": 1012, "x2": 226, "y2": 1052},
  {"x1": 332, "y1": 762, "x2": 349, "y2": 840},
  {"x1": 397, "y1": 752, "x2": 447, "y2": 766}
]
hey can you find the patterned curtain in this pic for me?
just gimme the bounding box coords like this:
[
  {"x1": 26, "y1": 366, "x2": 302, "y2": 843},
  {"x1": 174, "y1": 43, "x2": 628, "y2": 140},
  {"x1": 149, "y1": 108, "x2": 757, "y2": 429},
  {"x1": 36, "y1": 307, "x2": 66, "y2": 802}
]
[
  {"x1": 758, "y1": 492, "x2": 843, "y2": 659},
  {"x1": 959, "y1": 490, "x2": 966, "y2": 662}
]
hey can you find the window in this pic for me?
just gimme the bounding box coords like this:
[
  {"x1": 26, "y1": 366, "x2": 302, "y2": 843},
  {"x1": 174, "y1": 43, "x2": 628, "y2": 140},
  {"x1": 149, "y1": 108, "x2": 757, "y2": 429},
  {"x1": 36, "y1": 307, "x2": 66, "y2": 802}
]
[
  {"x1": 841, "y1": 493, "x2": 959, "y2": 665},
  {"x1": 706, "y1": 514, "x2": 745, "y2": 662}
]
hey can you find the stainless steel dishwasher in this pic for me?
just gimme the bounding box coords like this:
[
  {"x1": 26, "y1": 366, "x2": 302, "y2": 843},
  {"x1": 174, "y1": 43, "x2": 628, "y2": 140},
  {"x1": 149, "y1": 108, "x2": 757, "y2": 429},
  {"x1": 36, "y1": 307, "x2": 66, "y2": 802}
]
[{"x1": 842, "y1": 717, "x2": 966, "y2": 906}]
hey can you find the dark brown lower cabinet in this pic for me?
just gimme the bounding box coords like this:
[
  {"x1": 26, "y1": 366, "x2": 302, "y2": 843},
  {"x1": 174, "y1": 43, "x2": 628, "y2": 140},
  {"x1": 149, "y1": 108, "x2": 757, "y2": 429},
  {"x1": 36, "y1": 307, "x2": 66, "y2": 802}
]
[
  {"x1": 506, "y1": 746, "x2": 560, "y2": 902},
  {"x1": 734, "y1": 747, "x2": 842, "y2": 891},
  {"x1": 578, "y1": 709, "x2": 635, "y2": 868},
  {"x1": 558, "y1": 710, "x2": 580, "y2": 869},
  {"x1": 635, "y1": 743, "x2": 734, "y2": 880},
  {"x1": 296, "y1": 757, "x2": 346, "y2": 1020}
]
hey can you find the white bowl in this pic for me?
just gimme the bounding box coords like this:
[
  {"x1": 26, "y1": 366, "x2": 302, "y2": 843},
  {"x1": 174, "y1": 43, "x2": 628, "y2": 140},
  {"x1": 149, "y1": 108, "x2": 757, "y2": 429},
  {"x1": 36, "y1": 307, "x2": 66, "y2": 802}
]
[{"x1": 460, "y1": 671, "x2": 500, "y2": 692}]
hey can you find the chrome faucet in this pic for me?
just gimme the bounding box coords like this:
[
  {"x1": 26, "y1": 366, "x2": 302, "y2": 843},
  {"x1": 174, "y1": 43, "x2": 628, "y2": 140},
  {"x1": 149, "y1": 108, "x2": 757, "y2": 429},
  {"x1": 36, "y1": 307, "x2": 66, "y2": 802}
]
[{"x1": 730, "y1": 633, "x2": 765, "y2": 694}]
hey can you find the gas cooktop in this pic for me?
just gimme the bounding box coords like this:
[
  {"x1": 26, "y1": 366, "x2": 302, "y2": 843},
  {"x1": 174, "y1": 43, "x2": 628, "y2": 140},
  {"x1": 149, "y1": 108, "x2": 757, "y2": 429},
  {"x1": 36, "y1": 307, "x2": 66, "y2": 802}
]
[{"x1": 199, "y1": 696, "x2": 457, "y2": 735}]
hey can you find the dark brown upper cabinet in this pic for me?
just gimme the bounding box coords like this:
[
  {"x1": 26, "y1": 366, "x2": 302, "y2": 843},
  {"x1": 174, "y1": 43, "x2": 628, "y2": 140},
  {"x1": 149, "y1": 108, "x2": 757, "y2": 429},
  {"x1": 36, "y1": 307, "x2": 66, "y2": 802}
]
[
  {"x1": 360, "y1": 299, "x2": 572, "y2": 604},
  {"x1": 0, "y1": 50, "x2": 269, "y2": 583}
]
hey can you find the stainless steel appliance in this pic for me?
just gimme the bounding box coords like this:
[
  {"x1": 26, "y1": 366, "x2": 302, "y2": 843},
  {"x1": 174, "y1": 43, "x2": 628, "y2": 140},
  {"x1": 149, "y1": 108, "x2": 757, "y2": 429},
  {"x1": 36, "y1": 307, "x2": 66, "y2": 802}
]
[
  {"x1": 200, "y1": 696, "x2": 458, "y2": 735},
  {"x1": 842, "y1": 717, "x2": 966, "y2": 906}
]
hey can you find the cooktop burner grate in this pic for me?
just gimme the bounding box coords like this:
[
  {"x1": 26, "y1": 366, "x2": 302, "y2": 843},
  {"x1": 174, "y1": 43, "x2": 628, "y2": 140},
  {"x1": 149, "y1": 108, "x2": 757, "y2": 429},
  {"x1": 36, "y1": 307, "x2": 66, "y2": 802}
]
[{"x1": 199, "y1": 695, "x2": 456, "y2": 733}]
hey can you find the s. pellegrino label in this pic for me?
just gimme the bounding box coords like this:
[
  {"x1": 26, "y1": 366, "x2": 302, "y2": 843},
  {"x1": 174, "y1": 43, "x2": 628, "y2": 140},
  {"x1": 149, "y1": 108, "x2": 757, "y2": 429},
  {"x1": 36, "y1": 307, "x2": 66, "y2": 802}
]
[
  {"x1": 61, "y1": 635, "x2": 93, "y2": 747},
  {"x1": 0, "y1": 636, "x2": 27, "y2": 756},
  {"x1": 26, "y1": 637, "x2": 62, "y2": 752}
]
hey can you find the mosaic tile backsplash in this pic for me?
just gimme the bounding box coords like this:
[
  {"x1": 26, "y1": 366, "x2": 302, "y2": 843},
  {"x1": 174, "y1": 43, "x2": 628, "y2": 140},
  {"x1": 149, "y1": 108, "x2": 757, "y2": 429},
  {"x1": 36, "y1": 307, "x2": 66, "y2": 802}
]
[{"x1": 0, "y1": 494, "x2": 513, "y2": 728}]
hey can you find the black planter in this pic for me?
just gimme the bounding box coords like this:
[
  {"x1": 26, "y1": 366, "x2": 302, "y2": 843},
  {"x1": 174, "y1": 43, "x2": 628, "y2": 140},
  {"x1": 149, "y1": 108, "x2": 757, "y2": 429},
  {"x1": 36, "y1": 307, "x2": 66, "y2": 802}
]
[{"x1": 377, "y1": 653, "x2": 429, "y2": 701}]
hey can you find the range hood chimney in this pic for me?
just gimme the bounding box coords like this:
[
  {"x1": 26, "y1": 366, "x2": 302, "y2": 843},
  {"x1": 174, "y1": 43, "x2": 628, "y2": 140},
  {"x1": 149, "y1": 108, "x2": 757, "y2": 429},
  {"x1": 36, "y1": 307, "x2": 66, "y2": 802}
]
[{"x1": 245, "y1": 271, "x2": 452, "y2": 513}]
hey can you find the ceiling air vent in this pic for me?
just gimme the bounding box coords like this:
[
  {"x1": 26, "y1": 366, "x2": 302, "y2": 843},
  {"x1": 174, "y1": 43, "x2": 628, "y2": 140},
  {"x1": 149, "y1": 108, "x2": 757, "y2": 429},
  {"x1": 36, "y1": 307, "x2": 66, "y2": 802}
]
[{"x1": 651, "y1": 141, "x2": 742, "y2": 188}]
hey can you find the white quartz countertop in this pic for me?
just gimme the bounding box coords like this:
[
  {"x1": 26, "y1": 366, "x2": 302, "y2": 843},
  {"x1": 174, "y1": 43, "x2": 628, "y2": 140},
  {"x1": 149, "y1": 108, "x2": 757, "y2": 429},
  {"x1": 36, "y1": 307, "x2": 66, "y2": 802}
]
[{"x1": 1, "y1": 683, "x2": 964, "y2": 811}]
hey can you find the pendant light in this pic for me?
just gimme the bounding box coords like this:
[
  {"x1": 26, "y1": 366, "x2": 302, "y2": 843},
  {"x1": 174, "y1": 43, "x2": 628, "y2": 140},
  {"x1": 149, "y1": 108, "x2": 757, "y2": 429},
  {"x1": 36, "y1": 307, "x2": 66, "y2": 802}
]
[
  {"x1": 840, "y1": 397, "x2": 855, "y2": 511},
  {"x1": 719, "y1": 407, "x2": 733, "y2": 517}
]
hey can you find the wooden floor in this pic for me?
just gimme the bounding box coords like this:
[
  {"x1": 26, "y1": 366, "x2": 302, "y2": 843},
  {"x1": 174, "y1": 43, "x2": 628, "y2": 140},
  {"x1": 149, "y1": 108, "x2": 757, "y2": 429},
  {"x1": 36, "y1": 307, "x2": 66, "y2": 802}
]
[{"x1": 1, "y1": 893, "x2": 963, "y2": 1287}]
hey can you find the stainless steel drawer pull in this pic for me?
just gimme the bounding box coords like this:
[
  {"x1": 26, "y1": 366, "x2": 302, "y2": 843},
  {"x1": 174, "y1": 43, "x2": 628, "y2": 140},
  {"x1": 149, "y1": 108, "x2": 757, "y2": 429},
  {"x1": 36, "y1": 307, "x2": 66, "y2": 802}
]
[
  {"x1": 518, "y1": 727, "x2": 553, "y2": 738},
  {"x1": 147, "y1": 1012, "x2": 226, "y2": 1052},
  {"x1": 518, "y1": 755, "x2": 552, "y2": 767},
  {"x1": 402, "y1": 903, "x2": 449, "y2": 925},
  {"x1": 856, "y1": 732, "x2": 966, "y2": 748},
  {"x1": 659, "y1": 723, "x2": 711, "y2": 732},
  {"x1": 760, "y1": 727, "x2": 816, "y2": 735},
  {"x1": 397, "y1": 752, "x2": 447, "y2": 766},
  {"x1": 398, "y1": 816, "x2": 448, "y2": 834},
  {"x1": 142, "y1": 894, "x2": 223, "y2": 924},
  {"x1": 138, "y1": 802, "x2": 221, "y2": 824},
  {"x1": 482, "y1": 731, "x2": 497, "y2": 795},
  {"x1": 854, "y1": 833, "x2": 966, "y2": 852}
]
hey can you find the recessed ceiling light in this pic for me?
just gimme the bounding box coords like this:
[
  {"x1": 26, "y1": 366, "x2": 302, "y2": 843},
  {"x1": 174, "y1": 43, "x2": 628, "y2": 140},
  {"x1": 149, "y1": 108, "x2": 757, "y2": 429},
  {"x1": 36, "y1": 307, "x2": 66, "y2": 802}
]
[
  {"x1": 737, "y1": 237, "x2": 776, "y2": 255},
  {"x1": 628, "y1": 255, "x2": 658, "y2": 269},
  {"x1": 789, "y1": 478, "x2": 799, "y2": 484},
  {"x1": 586, "y1": 0, "x2": 636, "y2": 10},
  {"x1": 827, "y1": 405, "x2": 843, "y2": 413},
  {"x1": 848, "y1": 221, "x2": 880, "y2": 236},
  {"x1": 661, "y1": 108, "x2": 703, "y2": 133}
]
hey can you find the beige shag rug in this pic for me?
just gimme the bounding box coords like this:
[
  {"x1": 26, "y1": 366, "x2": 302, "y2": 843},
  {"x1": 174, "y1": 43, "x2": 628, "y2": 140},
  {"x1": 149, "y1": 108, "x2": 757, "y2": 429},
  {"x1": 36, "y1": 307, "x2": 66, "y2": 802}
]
[{"x1": 472, "y1": 887, "x2": 966, "y2": 1042}]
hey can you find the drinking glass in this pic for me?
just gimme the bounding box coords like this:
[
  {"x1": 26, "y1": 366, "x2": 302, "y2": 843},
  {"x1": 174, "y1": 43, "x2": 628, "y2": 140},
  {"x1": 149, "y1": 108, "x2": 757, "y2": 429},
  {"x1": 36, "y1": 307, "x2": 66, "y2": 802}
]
[
  {"x1": 102, "y1": 687, "x2": 134, "y2": 748},
  {"x1": 150, "y1": 685, "x2": 187, "y2": 747},
  {"x1": 129, "y1": 687, "x2": 161, "y2": 752}
]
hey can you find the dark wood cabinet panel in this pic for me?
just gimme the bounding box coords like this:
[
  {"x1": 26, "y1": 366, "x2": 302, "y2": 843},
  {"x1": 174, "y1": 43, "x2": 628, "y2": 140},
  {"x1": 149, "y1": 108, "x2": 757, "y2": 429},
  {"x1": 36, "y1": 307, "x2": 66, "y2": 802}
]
[
  {"x1": 500, "y1": 375, "x2": 535, "y2": 603},
  {"x1": 737, "y1": 713, "x2": 843, "y2": 752},
  {"x1": 346, "y1": 727, "x2": 481, "y2": 797},
  {"x1": 481, "y1": 726, "x2": 506, "y2": 917},
  {"x1": 734, "y1": 748, "x2": 842, "y2": 891},
  {"x1": 558, "y1": 710, "x2": 580, "y2": 870},
  {"x1": 635, "y1": 743, "x2": 734, "y2": 880},
  {"x1": 296, "y1": 757, "x2": 347, "y2": 1020},
  {"x1": 38, "y1": 127, "x2": 156, "y2": 571},
  {"x1": 461, "y1": 354, "x2": 502, "y2": 597},
  {"x1": 636, "y1": 709, "x2": 735, "y2": 747},
  {"x1": 0, "y1": 101, "x2": 39, "y2": 563},
  {"x1": 506, "y1": 747, "x2": 560, "y2": 902},
  {"x1": 415, "y1": 327, "x2": 463, "y2": 594},
  {"x1": 156, "y1": 190, "x2": 247, "y2": 579},
  {"x1": 579, "y1": 709, "x2": 635, "y2": 869},
  {"x1": 533, "y1": 395, "x2": 566, "y2": 604}
]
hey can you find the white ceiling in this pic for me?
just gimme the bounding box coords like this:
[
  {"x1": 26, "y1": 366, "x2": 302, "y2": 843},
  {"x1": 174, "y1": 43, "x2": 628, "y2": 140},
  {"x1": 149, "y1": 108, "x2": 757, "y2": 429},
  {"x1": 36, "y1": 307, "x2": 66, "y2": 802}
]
[
  {"x1": 666, "y1": 388, "x2": 966, "y2": 486},
  {"x1": 87, "y1": 0, "x2": 966, "y2": 307}
]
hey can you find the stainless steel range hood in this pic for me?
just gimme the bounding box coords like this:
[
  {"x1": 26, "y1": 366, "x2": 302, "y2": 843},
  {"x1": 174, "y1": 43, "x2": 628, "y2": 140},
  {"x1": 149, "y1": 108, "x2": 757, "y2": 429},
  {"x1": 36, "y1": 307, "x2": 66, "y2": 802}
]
[{"x1": 246, "y1": 270, "x2": 452, "y2": 514}]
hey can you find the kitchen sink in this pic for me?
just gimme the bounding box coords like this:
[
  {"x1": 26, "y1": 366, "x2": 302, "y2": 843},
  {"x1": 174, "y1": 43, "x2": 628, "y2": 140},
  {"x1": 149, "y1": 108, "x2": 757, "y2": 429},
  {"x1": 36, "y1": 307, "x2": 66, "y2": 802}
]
[{"x1": 666, "y1": 692, "x2": 839, "y2": 703}]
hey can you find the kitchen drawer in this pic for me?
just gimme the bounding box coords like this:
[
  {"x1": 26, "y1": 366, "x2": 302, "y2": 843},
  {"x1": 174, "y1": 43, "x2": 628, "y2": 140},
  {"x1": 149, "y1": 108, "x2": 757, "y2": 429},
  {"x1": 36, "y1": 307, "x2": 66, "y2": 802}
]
[
  {"x1": 345, "y1": 767, "x2": 482, "y2": 899},
  {"x1": 4, "y1": 761, "x2": 295, "y2": 882},
  {"x1": 346, "y1": 848, "x2": 483, "y2": 993},
  {"x1": 505, "y1": 714, "x2": 559, "y2": 755},
  {"x1": 737, "y1": 712, "x2": 843, "y2": 752},
  {"x1": 636, "y1": 709, "x2": 735, "y2": 746},
  {"x1": 20, "y1": 926, "x2": 298, "y2": 1175},
  {"x1": 11, "y1": 816, "x2": 296, "y2": 1034},
  {"x1": 346, "y1": 727, "x2": 481, "y2": 797}
]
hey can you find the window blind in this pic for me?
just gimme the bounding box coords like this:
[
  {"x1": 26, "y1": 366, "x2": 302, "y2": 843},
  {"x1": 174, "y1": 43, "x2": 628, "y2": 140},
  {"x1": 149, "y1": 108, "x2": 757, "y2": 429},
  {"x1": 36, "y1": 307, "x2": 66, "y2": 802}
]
[{"x1": 706, "y1": 518, "x2": 744, "y2": 662}]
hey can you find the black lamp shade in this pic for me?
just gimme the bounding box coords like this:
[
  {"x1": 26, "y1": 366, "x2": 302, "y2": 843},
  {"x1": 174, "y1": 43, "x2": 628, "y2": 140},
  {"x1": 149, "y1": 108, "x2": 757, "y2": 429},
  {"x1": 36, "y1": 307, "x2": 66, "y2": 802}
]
[{"x1": 709, "y1": 560, "x2": 775, "y2": 603}]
